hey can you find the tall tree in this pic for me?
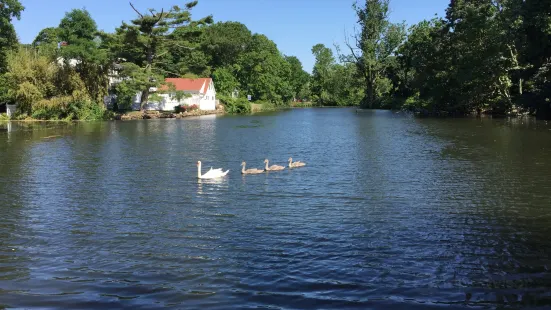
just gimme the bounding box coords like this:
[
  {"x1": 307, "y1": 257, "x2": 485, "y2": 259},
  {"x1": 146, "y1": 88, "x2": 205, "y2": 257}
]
[
  {"x1": 203, "y1": 21, "x2": 252, "y2": 69},
  {"x1": 517, "y1": 0, "x2": 551, "y2": 118},
  {"x1": 284, "y1": 56, "x2": 310, "y2": 100},
  {"x1": 236, "y1": 34, "x2": 293, "y2": 105},
  {"x1": 212, "y1": 66, "x2": 239, "y2": 96},
  {"x1": 0, "y1": 0, "x2": 24, "y2": 73},
  {"x1": 32, "y1": 27, "x2": 61, "y2": 58},
  {"x1": 113, "y1": 1, "x2": 213, "y2": 110},
  {"x1": 33, "y1": 27, "x2": 60, "y2": 47},
  {"x1": 345, "y1": 0, "x2": 405, "y2": 108},
  {"x1": 167, "y1": 22, "x2": 210, "y2": 77},
  {"x1": 57, "y1": 9, "x2": 110, "y2": 103},
  {"x1": 310, "y1": 44, "x2": 335, "y2": 105}
]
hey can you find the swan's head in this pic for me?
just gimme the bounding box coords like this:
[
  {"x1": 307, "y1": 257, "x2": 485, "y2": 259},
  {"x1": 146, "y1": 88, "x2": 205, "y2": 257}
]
[
  {"x1": 241, "y1": 161, "x2": 246, "y2": 166},
  {"x1": 196, "y1": 161, "x2": 201, "y2": 166},
  {"x1": 264, "y1": 159, "x2": 268, "y2": 163},
  {"x1": 288, "y1": 157, "x2": 292, "y2": 162}
]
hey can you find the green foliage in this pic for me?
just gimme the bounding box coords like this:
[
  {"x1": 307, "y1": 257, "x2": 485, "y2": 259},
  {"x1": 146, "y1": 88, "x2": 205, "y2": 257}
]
[
  {"x1": 110, "y1": 1, "x2": 213, "y2": 110},
  {"x1": 219, "y1": 95, "x2": 251, "y2": 114},
  {"x1": 4, "y1": 47, "x2": 57, "y2": 113},
  {"x1": 310, "y1": 44, "x2": 362, "y2": 106},
  {"x1": 57, "y1": 9, "x2": 110, "y2": 104},
  {"x1": 0, "y1": 0, "x2": 309, "y2": 118},
  {"x1": 0, "y1": 0, "x2": 24, "y2": 73},
  {"x1": 2, "y1": 45, "x2": 107, "y2": 120},
  {"x1": 112, "y1": 80, "x2": 138, "y2": 111},
  {"x1": 33, "y1": 27, "x2": 60, "y2": 46},
  {"x1": 212, "y1": 66, "x2": 239, "y2": 96},
  {"x1": 30, "y1": 96, "x2": 106, "y2": 120},
  {"x1": 285, "y1": 55, "x2": 310, "y2": 100},
  {"x1": 173, "y1": 90, "x2": 189, "y2": 102},
  {"x1": 344, "y1": 0, "x2": 406, "y2": 108},
  {"x1": 203, "y1": 22, "x2": 252, "y2": 69},
  {"x1": 236, "y1": 34, "x2": 294, "y2": 106},
  {"x1": 387, "y1": 0, "x2": 551, "y2": 117}
]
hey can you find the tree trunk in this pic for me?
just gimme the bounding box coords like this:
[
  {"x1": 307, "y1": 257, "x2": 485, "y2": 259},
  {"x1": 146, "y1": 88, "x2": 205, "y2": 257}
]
[
  {"x1": 364, "y1": 74, "x2": 376, "y2": 109},
  {"x1": 140, "y1": 88, "x2": 149, "y2": 111}
]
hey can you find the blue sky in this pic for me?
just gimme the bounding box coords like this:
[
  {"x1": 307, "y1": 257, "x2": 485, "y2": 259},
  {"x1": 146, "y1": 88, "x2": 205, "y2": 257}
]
[{"x1": 13, "y1": 0, "x2": 449, "y2": 73}]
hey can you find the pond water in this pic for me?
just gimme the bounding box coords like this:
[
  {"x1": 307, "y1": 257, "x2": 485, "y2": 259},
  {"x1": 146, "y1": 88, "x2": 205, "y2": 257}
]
[{"x1": 1, "y1": 108, "x2": 551, "y2": 309}]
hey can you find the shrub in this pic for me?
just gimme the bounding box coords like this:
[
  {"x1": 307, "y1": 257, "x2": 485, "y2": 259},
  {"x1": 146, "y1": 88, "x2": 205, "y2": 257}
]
[
  {"x1": 175, "y1": 103, "x2": 199, "y2": 113},
  {"x1": 219, "y1": 95, "x2": 251, "y2": 114},
  {"x1": 31, "y1": 96, "x2": 108, "y2": 120}
]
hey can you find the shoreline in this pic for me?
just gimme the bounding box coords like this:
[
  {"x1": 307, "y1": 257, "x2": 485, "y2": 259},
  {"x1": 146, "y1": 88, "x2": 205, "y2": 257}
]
[
  {"x1": 0, "y1": 106, "x2": 226, "y2": 122},
  {"x1": 114, "y1": 106, "x2": 224, "y2": 120}
]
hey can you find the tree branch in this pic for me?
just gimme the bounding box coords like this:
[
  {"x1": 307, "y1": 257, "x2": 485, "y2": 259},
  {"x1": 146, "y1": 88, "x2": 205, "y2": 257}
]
[
  {"x1": 155, "y1": 8, "x2": 165, "y2": 24},
  {"x1": 172, "y1": 42, "x2": 196, "y2": 50},
  {"x1": 129, "y1": 2, "x2": 144, "y2": 18},
  {"x1": 344, "y1": 28, "x2": 361, "y2": 64}
]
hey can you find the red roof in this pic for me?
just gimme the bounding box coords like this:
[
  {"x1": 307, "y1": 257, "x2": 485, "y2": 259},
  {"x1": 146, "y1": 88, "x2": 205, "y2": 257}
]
[{"x1": 161, "y1": 78, "x2": 212, "y2": 93}]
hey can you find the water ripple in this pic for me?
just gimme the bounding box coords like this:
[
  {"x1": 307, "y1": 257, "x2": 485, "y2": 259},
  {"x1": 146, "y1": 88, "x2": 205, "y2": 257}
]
[{"x1": 0, "y1": 111, "x2": 551, "y2": 309}]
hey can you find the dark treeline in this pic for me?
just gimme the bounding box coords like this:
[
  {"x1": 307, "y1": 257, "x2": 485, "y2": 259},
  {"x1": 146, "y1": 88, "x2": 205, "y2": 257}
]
[
  {"x1": 310, "y1": 0, "x2": 551, "y2": 119},
  {"x1": 0, "y1": 0, "x2": 310, "y2": 119}
]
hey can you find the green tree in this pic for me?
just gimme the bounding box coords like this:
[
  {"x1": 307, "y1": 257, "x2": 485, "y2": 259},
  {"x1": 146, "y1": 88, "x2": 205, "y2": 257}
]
[
  {"x1": 310, "y1": 44, "x2": 363, "y2": 106},
  {"x1": 284, "y1": 55, "x2": 310, "y2": 100},
  {"x1": 237, "y1": 34, "x2": 293, "y2": 105},
  {"x1": 32, "y1": 27, "x2": 61, "y2": 59},
  {"x1": 57, "y1": 9, "x2": 110, "y2": 103},
  {"x1": 168, "y1": 23, "x2": 211, "y2": 77},
  {"x1": 202, "y1": 21, "x2": 252, "y2": 69},
  {"x1": 112, "y1": 1, "x2": 213, "y2": 110},
  {"x1": 212, "y1": 66, "x2": 239, "y2": 96},
  {"x1": 33, "y1": 27, "x2": 60, "y2": 47},
  {"x1": 310, "y1": 44, "x2": 335, "y2": 105},
  {"x1": 516, "y1": 0, "x2": 551, "y2": 118},
  {"x1": 345, "y1": 0, "x2": 406, "y2": 108},
  {"x1": 395, "y1": 18, "x2": 447, "y2": 111},
  {"x1": 393, "y1": 1, "x2": 530, "y2": 115},
  {"x1": 0, "y1": 0, "x2": 24, "y2": 73}
]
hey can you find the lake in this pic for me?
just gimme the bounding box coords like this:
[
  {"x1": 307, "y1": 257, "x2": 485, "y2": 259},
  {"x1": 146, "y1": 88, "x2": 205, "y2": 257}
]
[{"x1": 1, "y1": 108, "x2": 551, "y2": 309}]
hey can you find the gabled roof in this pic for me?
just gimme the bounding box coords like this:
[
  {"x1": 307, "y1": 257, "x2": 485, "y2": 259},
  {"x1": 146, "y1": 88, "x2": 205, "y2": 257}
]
[{"x1": 162, "y1": 78, "x2": 212, "y2": 93}]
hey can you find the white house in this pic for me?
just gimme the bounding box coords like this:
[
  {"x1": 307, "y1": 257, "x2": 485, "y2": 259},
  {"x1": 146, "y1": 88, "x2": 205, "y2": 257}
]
[{"x1": 140, "y1": 78, "x2": 217, "y2": 111}]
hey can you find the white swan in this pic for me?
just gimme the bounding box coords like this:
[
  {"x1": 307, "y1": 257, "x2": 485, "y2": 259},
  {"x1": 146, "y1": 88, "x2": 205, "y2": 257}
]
[
  {"x1": 197, "y1": 161, "x2": 229, "y2": 179},
  {"x1": 288, "y1": 157, "x2": 306, "y2": 168}
]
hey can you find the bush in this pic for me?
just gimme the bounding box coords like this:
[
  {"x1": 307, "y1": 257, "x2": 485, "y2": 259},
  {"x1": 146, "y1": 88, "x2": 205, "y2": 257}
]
[
  {"x1": 219, "y1": 95, "x2": 251, "y2": 114},
  {"x1": 31, "y1": 96, "x2": 108, "y2": 120},
  {"x1": 175, "y1": 103, "x2": 199, "y2": 113}
]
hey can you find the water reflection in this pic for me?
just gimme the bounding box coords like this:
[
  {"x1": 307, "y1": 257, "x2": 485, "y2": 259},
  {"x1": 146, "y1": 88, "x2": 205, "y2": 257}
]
[{"x1": 196, "y1": 177, "x2": 229, "y2": 195}]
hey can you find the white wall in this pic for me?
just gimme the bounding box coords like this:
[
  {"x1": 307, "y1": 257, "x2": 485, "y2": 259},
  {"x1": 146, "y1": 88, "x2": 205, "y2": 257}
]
[
  {"x1": 199, "y1": 81, "x2": 217, "y2": 111},
  {"x1": 107, "y1": 80, "x2": 217, "y2": 111}
]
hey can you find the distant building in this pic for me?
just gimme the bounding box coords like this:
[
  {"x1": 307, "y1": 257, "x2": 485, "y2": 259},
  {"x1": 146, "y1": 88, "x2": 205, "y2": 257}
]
[{"x1": 139, "y1": 78, "x2": 217, "y2": 111}]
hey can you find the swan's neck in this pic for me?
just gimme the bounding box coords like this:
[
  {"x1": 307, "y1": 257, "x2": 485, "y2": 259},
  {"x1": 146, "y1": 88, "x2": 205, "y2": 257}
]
[
  {"x1": 197, "y1": 163, "x2": 202, "y2": 178},
  {"x1": 288, "y1": 159, "x2": 292, "y2": 167},
  {"x1": 241, "y1": 164, "x2": 246, "y2": 173},
  {"x1": 264, "y1": 161, "x2": 269, "y2": 170}
]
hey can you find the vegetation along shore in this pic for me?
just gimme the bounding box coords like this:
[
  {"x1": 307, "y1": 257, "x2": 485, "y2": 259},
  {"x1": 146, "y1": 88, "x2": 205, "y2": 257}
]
[{"x1": 1, "y1": 0, "x2": 551, "y2": 120}]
